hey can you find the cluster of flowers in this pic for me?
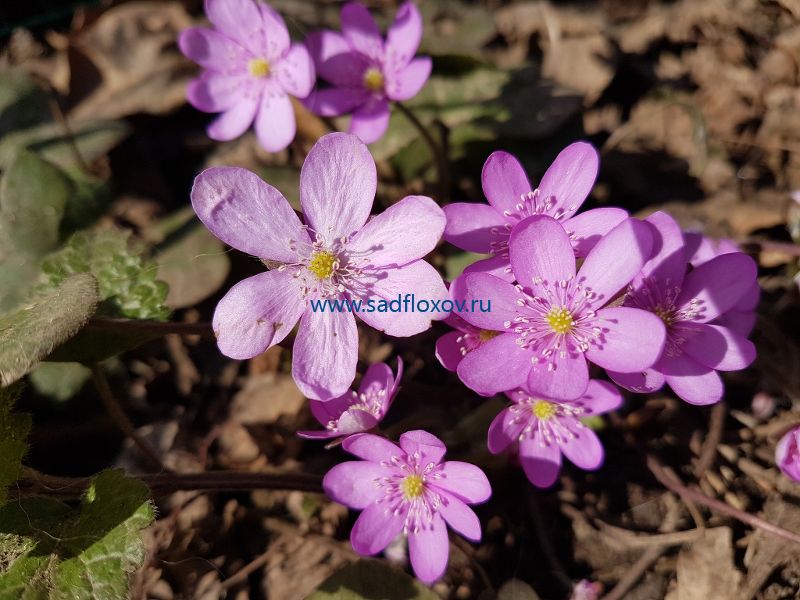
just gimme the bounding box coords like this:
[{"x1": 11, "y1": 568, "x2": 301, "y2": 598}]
[
  {"x1": 179, "y1": 0, "x2": 430, "y2": 151},
  {"x1": 183, "y1": 0, "x2": 765, "y2": 586}
]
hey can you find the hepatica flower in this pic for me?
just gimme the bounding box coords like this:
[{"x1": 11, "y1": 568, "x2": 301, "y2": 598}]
[
  {"x1": 435, "y1": 312, "x2": 501, "y2": 372},
  {"x1": 443, "y1": 143, "x2": 628, "y2": 280},
  {"x1": 305, "y1": 2, "x2": 432, "y2": 143},
  {"x1": 488, "y1": 381, "x2": 622, "y2": 487},
  {"x1": 299, "y1": 359, "x2": 403, "y2": 440},
  {"x1": 323, "y1": 430, "x2": 491, "y2": 583},
  {"x1": 179, "y1": 0, "x2": 314, "y2": 151},
  {"x1": 191, "y1": 133, "x2": 448, "y2": 400},
  {"x1": 457, "y1": 215, "x2": 666, "y2": 400},
  {"x1": 609, "y1": 212, "x2": 758, "y2": 405},
  {"x1": 776, "y1": 426, "x2": 800, "y2": 482}
]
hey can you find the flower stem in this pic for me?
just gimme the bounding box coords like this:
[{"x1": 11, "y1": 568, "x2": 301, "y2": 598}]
[{"x1": 395, "y1": 101, "x2": 450, "y2": 202}]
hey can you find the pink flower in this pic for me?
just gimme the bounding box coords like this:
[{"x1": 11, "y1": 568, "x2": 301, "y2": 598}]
[
  {"x1": 435, "y1": 311, "x2": 500, "y2": 372},
  {"x1": 191, "y1": 133, "x2": 448, "y2": 400},
  {"x1": 776, "y1": 426, "x2": 800, "y2": 482},
  {"x1": 455, "y1": 215, "x2": 666, "y2": 400},
  {"x1": 488, "y1": 380, "x2": 622, "y2": 488},
  {"x1": 299, "y1": 359, "x2": 403, "y2": 440},
  {"x1": 304, "y1": 2, "x2": 432, "y2": 143},
  {"x1": 179, "y1": 0, "x2": 315, "y2": 151},
  {"x1": 443, "y1": 143, "x2": 628, "y2": 280},
  {"x1": 323, "y1": 430, "x2": 491, "y2": 583},
  {"x1": 609, "y1": 212, "x2": 758, "y2": 405}
]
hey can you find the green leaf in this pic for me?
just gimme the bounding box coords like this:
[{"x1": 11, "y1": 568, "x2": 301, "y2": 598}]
[
  {"x1": 0, "y1": 69, "x2": 50, "y2": 137},
  {"x1": 148, "y1": 207, "x2": 231, "y2": 309},
  {"x1": 0, "y1": 382, "x2": 31, "y2": 506},
  {"x1": 28, "y1": 362, "x2": 91, "y2": 402},
  {"x1": 0, "y1": 274, "x2": 99, "y2": 386},
  {"x1": 0, "y1": 470, "x2": 155, "y2": 600},
  {"x1": 39, "y1": 229, "x2": 170, "y2": 321},
  {"x1": 307, "y1": 560, "x2": 438, "y2": 600},
  {"x1": 0, "y1": 150, "x2": 72, "y2": 258},
  {"x1": 444, "y1": 251, "x2": 487, "y2": 281}
]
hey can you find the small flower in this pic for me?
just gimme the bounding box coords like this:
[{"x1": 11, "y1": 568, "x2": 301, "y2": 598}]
[
  {"x1": 570, "y1": 580, "x2": 602, "y2": 600},
  {"x1": 488, "y1": 380, "x2": 622, "y2": 488},
  {"x1": 443, "y1": 144, "x2": 628, "y2": 280},
  {"x1": 435, "y1": 311, "x2": 502, "y2": 372},
  {"x1": 323, "y1": 430, "x2": 491, "y2": 583},
  {"x1": 776, "y1": 426, "x2": 800, "y2": 482},
  {"x1": 455, "y1": 214, "x2": 667, "y2": 400},
  {"x1": 299, "y1": 359, "x2": 403, "y2": 439},
  {"x1": 191, "y1": 133, "x2": 448, "y2": 400},
  {"x1": 609, "y1": 212, "x2": 758, "y2": 405},
  {"x1": 305, "y1": 2, "x2": 432, "y2": 143},
  {"x1": 179, "y1": 0, "x2": 315, "y2": 151}
]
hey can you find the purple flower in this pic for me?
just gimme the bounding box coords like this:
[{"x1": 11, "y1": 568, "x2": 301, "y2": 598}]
[
  {"x1": 299, "y1": 359, "x2": 403, "y2": 440},
  {"x1": 435, "y1": 311, "x2": 501, "y2": 372},
  {"x1": 179, "y1": 0, "x2": 315, "y2": 151},
  {"x1": 488, "y1": 380, "x2": 622, "y2": 488},
  {"x1": 455, "y1": 214, "x2": 666, "y2": 400},
  {"x1": 191, "y1": 133, "x2": 448, "y2": 400},
  {"x1": 323, "y1": 430, "x2": 491, "y2": 583},
  {"x1": 776, "y1": 426, "x2": 800, "y2": 482},
  {"x1": 305, "y1": 2, "x2": 432, "y2": 144},
  {"x1": 609, "y1": 212, "x2": 758, "y2": 405},
  {"x1": 443, "y1": 144, "x2": 628, "y2": 280}
]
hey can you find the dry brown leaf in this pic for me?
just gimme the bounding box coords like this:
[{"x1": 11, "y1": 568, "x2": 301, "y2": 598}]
[
  {"x1": 230, "y1": 372, "x2": 305, "y2": 425},
  {"x1": 666, "y1": 527, "x2": 741, "y2": 600}
]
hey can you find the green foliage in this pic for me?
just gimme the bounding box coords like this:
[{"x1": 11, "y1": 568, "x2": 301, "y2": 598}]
[
  {"x1": 40, "y1": 229, "x2": 170, "y2": 321},
  {"x1": 0, "y1": 383, "x2": 31, "y2": 506},
  {"x1": 444, "y1": 252, "x2": 486, "y2": 281},
  {"x1": 0, "y1": 69, "x2": 50, "y2": 137},
  {"x1": 28, "y1": 363, "x2": 91, "y2": 402},
  {"x1": 0, "y1": 470, "x2": 155, "y2": 600},
  {"x1": 307, "y1": 560, "x2": 438, "y2": 600},
  {"x1": 0, "y1": 274, "x2": 99, "y2": 386}
]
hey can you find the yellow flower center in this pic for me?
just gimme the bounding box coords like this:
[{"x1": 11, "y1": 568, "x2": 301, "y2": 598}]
[
  {"x1": 655, "y1": 306, "x2": 674, "y2": 327},
  {"x1": 546, "y1": 306, "x2": 573, "y2": 334},
  {"x1": 478, "y1": 329, "x2": 501, "y2": 343},
  {"x1": 363, "y1": 67, "x2": 385, "y2": 92},
  {"x1": 401, "y1": 475, "x2": 425, "y2": 500},
  {"x1": 307, "y1": 251, "x2": 337, "y2": 279},
  {"x1": 248, "y1": 58, "x2": 271, "y2": 78},
  {"x1": 532, "y1": 400, "x2": 557, "y2": 420}
]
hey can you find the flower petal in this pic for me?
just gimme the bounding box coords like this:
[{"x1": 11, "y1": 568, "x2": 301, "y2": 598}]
[
  {"x1": 341, "y1": 2, "x2": 384, "y2": 61},
  {"x1": 715, "y1": 309, "x2": 756, "y2": 337},
  {"x1": 386, "y1": 1, "x2": 423, "y2": 65},
  {"x1": 608, "y1": 368, "x2": 665, "y2": 394},
  {"x1": 305, "y1": 30, "x2": 367, "y2": 87},
  {"x1": 292, "y1": 308, "x2": 358, "y2": 400},
  {"x1": 187, "y1": 73, "x2": 251, "y2": 113},
  {"x1": 563, "y1": 207, "x2": 628, "y2": 257},
  {"x1": 676, "y1": 252, "x2": 758, "y2": 323},
  {"x1": 212, "y1": 269, "x2": 305, "y2": 359},
  {"x1": 509, "y1": 215, "x2": 575, "y2": 293},
  {"x1": 457, "y1": 333, "x2": 531, "y2": 396},
  {"x1": 351, "y1": 503, "x2": 407, "y2": 556},
  {"x1": 481, "y1": 151, "x2": 533, "y2": 214},
  {"x1": 536, "y1": 142, "x2": 599, "y2": 219},
  {"x1": 487, "y1": 407, "x2": 525, "y2": 454},
  {"x1": 388, "y1": 57, "x2": 431, "y2": 101},
  {"x1": 323, "y1": 461, "x2": 387, "y2": 508},
  {"x1": 275, "y1": 43, "x2": 315, "y2": 98},
  {"x1": 204, "y1": 0, "x2": 263, "y2": 55},
  {"x1": 336, "y1": 410, "x2": 380, "y2": 435},
  {"x1": 443, "y1": 202, "x2": 506, "y2": 254},
  {"x1": 300, "y1": 132, "x2": 376, "y2": 243},
  {"x1": 207, "y1": 95, "x2": 259, "y2": 141},
  {"x1": 526, "y1": 351, "x2": 589, "y2": 401},
  {"x1": 191, "y1": 166, "x2": 308, "y2": 260},
  {"x1": 359, "y1": 361, "x2": 394, "y2": 397},
  {"x1": 580, "y1": 380, "x2": 624, "y2": 414},
  {"x1": 578, "y1": 218, "x2": 653, "y2": 309},
  {"x1": 461, "y1": 272, "x2": 521, "y2": 331},
  {"x1": 558, "y1": 422, "x2": 604, "y2": 470},
  {"x1": 254, "y1": 89, "x2": 295, "y2": 152},
  {"x1": 519, "y1": 437, "x2": 562, "y2": 488},
  {"x1": 178, "y1": 27, "x2": 248, "y2": 72},
  {"x1": 436, "y1": 461, "x2": 492, "y2": 504},
  {"x1": 638, "y1": 211, "x2": 688, "y2": 286},
  {"x1": 680, "y1": 322, "x2": 756, "y2": 371},
  {"x1": 257, "y1": 3, "x2": 291, "y2": 60},
  {"x1": 462, "y1": 254, "x2": 515, "y2": 281},
  {"x1": 399, "y1": 430, "x2": 446, "y2": 464},
  {"x1": 661, "y1": 352, "x2": 724, "y2": 405},
  {"x1": 776, "y1": 428, "x2": 800, "y2": 482},
  {"x1": 349, "y1": 98, "x2": 391, "y2": 144},
  {"x1": 343, "y1": 432, "x2": 403, "y2": 462},
  {"x1": 438, "y1": 492, "x2": 482, "y2": 541},
  {"x1": 356, "y1": 260, "x2": 449, "y2": 337},
  {"x1": 408, "y1": 513, "x2": 449, "y2": 584},
  {"x1": 436, "y1": 331, "x2": 465, "y2": 371},
  {"x1": 305, "y1": 88, "x2": 369, "y2": 117},
  {"x1": 585, "y1": 307, "x2": 666, "y2": 372},
  {"x1": 736, "y1": 282, "x2": 760, "y2": 312},
  {"x1": 348, "y1": 195, "x2": 445, "y2": 267}
]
